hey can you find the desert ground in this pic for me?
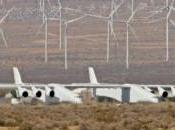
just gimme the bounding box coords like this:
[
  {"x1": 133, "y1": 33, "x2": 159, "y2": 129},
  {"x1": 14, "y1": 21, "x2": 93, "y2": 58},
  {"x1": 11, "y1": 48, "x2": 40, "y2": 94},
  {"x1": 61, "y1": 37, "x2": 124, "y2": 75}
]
[
  {"x1": 0, "y1": 0, "x2": 174, "y2": 130},
  {"x1": 0, "y1": 102, "x2": 175, "y2": 130}
]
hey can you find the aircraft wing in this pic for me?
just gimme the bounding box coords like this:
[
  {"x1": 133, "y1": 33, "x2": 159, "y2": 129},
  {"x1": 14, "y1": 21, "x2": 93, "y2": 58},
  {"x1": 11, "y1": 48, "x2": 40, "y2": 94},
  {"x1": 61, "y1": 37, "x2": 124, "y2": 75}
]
[
  {"x1": 138, "y1": 84, "x2": 174, "y2": 90},
  {"x1": 59, "y1": 83, "x2": 129, "y2": 89},
  {"x1": 63, "y1": 83, "x2": 175, "y2": 89},
  {"x1": 0, "y1": 83, "x2": 174, "y2": 90},
  {"x1": 0, "y1": 82, "x2": 121, "y2": 89},
  {"x1": 0, "y1": 83, "x2": 48, "y2": 89},
  {"x1": 0, "y1": 84, "x2": 18, "y2": 89}
]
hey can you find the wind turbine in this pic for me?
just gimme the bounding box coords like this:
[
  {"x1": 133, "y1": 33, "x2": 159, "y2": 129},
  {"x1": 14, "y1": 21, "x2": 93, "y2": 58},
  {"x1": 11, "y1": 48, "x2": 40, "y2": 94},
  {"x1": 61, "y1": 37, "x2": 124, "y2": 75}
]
[
  {"x1": 38, "y1": 0, "x2": 62, "y2": 49},
  {"x1": 42, "y1": 16, "x2": 62, "y2": 63},
  {"x1": 62, "y1": 7, "x2": 109, "y2": 64},
  {"x1": 40, "y1": 0, "x2": 123, "y2": 67},
  {"x1": 166, "y1": 0, "x2": 175, "y2": 62},
  {"x1": 39, "y1": 0, "x2": 45, "y2": 24},
  {"x1": 44, "y1": 16, "x2": 48, "y2": 63},
  {"x1": 37, "y1": 0, "x2": 63, "y2": 63},
  {"x1": 106, "y1": 0, "x2": 123, "y2": 62},
  {"x1": 64, "y1": 15, "x2": 87, "y2": 69},
  {"x1": 58, "y1": 0, "x2": 62, "y2": 49},
  {"x1": 40, "y1": 0, "x2": 48, "y2": 63},
  {"x1": 62, "y1": 0, "x2": 123, "y2": 63},
  {"x1": 0, "y1": 8, "x2": 14, "y2": 48},
  {"x1": 126, "y1": 4, "x2": 147, "y2": 69}
]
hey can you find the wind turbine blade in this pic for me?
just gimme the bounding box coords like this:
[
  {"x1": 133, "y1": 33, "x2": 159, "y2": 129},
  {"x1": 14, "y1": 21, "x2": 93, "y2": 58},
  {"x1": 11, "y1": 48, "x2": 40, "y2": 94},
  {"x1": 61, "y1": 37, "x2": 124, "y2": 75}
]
[
  {"x1": 109, "y1": 0, "x2": 123, "y2": 18},
  {"x1": 66, "y1": 15, "x2": 87, "y2": 24},
  {"x1": 109, "y1": 20, "x2": 119, "y2": 46},
  {"x1": 0, "y1": 7, "x2": 14, "y2": 25},
  {"x1": 63, "y1": 7, "x2": 82, "y2": 13},
  {"x1": 109, "y1": 20, "x2": 114, "y2": 35},
  {"x1": 63, "y1": 7, "x2": 108, "y2": 19},
  {"x1": 0, "y1": 28, "x2": 8, "y2": 48}
]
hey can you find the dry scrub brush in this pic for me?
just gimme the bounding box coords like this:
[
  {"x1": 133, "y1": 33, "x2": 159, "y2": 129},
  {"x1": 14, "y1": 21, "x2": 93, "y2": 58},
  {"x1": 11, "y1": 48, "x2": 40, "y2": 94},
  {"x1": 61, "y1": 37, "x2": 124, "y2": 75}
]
[{"x1": 0, "y1": 103, "x2": 174, "y2": 130}]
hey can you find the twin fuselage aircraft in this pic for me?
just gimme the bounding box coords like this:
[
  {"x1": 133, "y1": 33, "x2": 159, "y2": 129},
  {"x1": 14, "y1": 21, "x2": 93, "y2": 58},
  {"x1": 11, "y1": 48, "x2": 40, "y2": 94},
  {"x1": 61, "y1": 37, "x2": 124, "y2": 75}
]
[{"x1": 0, "y1": 67, "x2": 175, "y2": 104}]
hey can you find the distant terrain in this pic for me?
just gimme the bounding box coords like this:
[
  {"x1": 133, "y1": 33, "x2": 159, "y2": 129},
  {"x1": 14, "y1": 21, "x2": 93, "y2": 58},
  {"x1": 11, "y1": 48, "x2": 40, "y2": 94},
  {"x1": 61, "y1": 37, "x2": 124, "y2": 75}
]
[{"x1": 0, "y1": 0, "x2": 174, "y2": 84}]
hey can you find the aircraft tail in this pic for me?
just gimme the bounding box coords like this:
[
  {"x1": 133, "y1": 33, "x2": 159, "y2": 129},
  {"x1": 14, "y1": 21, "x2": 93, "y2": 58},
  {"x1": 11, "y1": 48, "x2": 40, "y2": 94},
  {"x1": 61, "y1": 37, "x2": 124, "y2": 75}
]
[
  {"x1": 13, "y1": 67, "x2": 23, "y2": 84},
  {"x1": 88, "y1": 67, "x2": 98, "y2": 84}
]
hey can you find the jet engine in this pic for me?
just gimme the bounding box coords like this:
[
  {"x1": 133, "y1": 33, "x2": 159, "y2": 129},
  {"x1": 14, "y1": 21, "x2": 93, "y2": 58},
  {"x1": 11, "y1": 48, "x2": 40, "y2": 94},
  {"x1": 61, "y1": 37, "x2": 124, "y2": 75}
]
[
  {"x1": 11, "y1": 87, "x2": 31, "y2": 98},
  {"x1": 31, "y1": 87, "x2": 46, "y2": 102},
  {"x1": 45, "y1": 86, "x2": 55, "y2": 98},
  {"x1": 10, "y1": 87, "x2": 32, "y2": 104},
  {"x1": 158, "y1": 87, "x2": 168, "y2": 98},
  {"x1": 32, "y1": 87, "x2": 43, "y2": 98}
]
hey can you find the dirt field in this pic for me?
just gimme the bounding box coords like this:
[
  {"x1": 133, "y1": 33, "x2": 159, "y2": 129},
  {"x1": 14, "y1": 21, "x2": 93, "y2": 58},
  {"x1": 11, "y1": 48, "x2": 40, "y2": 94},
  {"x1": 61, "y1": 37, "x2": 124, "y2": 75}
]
[{"x1": 0, "y1": 103, "x2": 174, "y2": 130}]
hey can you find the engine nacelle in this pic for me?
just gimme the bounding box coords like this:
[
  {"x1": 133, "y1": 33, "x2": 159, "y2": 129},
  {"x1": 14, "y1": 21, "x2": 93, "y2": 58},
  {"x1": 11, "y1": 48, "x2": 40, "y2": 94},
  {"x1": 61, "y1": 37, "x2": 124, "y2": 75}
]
[
  {"x1": 10, "y1": 87, "x2": 33, "y2": 104},
  {"x1": 31, "y1": 87, "x2": 46, "y2": 102},
  {"x1": 32, "y1": 87, "x2": 43, "y2": 98},
  {"x1": 158, "y1": 87, "x2": 168, "y2": 98},
  {"x1": 45, "y1": 86, "x2": 55, "y2": 98},
  {"x1": 17, "y1": 87, "x2": 31, "y2": 98}
]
